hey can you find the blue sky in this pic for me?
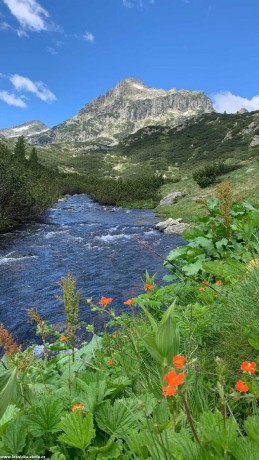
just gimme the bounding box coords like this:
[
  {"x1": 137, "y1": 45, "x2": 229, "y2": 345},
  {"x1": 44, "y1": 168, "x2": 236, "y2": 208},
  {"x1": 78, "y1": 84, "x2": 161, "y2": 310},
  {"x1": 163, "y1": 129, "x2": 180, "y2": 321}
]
[{"x1": 0, "y1": 0, "x2": 259, "y2": 128}]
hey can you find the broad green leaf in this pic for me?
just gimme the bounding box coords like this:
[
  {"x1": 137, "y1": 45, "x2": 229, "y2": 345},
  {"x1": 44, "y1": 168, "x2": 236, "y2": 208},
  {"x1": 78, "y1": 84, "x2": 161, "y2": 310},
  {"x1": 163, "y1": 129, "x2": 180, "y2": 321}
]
[
  {"x1": 182, "y1": 260, "x2": 203, "y2": 276},
  {"x1": 165, "y1": 428, "x2": 199, "y2": 460},
  {"x1": 0, "y1": 368, "x2": 18, "y2": 418},
  {"x1": 26, "y1": 395, "x2": 63, "y2": 437},
  {"x1": 95, "y1": 399, "x2": 138, "y2": 438},
  {"x1": 88, "y1": 436, "x2": 122, "y2": 459},
  {"x1": 59, "y1": 410, "x2": 95, "y2": 450},
  {"x1": 198, "y1": 411, "x2": 238, "y2": 453},
  {"x1": 0, "y1": 405, "x2": 20, "y2": 436},
  {"x1": 155, "y1": 304, "x2": 180, "y2": 360},
  {"x1": 56, "y1": 336, "x2": 102, "y2": 376},
  {"x1": 244, "y1": 416, "x2": 259, "y2": 443},
  {"x1": 75, "y1": 380, "x2": 108, "y2": 412},
  {"x1": 142, "y1": 333, "x2": 164, "y2": 364},
  {"x1": 230, "y1": 438, "x2": 259, "y2": 460},
  {"x1": 207, "y1": 198, "x2": 219, "y2": 211},
  {"x1": 2, "y1": 417, "x2": 27, "y2": 455}
]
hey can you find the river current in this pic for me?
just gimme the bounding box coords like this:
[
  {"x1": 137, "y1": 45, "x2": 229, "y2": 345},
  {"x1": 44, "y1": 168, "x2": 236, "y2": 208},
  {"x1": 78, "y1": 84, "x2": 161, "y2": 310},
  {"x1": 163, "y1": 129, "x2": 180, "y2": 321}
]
[{"x1": 0, "y1": 195, "x2": 183, "y2": 345}]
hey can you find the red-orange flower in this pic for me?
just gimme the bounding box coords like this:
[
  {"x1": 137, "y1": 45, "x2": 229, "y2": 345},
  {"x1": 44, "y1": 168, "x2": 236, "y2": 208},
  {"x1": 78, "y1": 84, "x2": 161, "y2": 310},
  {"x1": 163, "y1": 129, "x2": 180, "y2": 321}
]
[
  {"x1": 108, "y1": 359, "x2": 113, "y2": 365},
  {"x1": 60, "y1": 335, "x2": 68, "y2": 341},
  {"x1": 99, "y1": 297, "x2": 113, "y2": 306},
  {"x1": 173, "y1": 355, "x2": 186, "y2": 369},
  {"x1": 165, "y1": 369, "x2": 185, "y2": 387},
  {"x1": 215, "y1": 280, "x2": 222, "y2": 286},
  {"x1": 72, "y1": 403, "x2": 85, "y2": 412},
  {"x1": 198, "y1": 286, "x2": 206, "y2": 292},
  {"x1": 204, "y1": 281, "x2": 209, "y2": 285},
  {"x1": 162, "y1": 386, "x2": 177, "y2": 397},
  {"x1": 235, "y1": 380, "x2": 249, "y2": 392},
  {"x1": 124, "y1": 298, "x2": 135, "y2": 305},
  {"x1": 240, "y1": 361, "x2": 256, "y2": 374},
  {"x1": 144, "y1": 284, "x2": 154, "y2": 290}
]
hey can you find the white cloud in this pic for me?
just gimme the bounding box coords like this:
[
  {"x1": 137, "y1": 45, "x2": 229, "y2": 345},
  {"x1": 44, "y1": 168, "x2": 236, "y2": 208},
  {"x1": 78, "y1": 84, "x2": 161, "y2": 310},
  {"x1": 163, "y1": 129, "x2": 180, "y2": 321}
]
[
  {"x1": 0, "y1": 90, "x2": 26, "y2": 108},
  {"x1": 46, "y1": 46, "x2": 58, "y2": 56},
  {"x1": 83, "y1": 31, "x2": 95, "y2": 43},
  {"x1": 0, "y1": 21, "x2": 11, "y2": 30},
  {"x1": 123, "y1": 0, "x2": 134, "y2": 7},
  {"x1": 212, "y1": 91, "x2": 259, "y2": 113},
  {"x1": 10, "y1": 74, "x2": 57, "y2": 102},
  {"x1": 2, "y1": 0, "x2": 52, "y2": 33}
]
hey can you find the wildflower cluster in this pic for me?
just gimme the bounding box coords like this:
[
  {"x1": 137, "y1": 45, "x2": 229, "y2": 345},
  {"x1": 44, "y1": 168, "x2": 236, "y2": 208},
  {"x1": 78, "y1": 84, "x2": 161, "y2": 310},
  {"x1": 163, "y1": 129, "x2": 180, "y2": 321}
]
[
  {"x1": 162, "y1": 355, "x2": 186, "y2": 397},
  {"x1": 235, "y1": 360, "x2": 257, "y2": 393}
]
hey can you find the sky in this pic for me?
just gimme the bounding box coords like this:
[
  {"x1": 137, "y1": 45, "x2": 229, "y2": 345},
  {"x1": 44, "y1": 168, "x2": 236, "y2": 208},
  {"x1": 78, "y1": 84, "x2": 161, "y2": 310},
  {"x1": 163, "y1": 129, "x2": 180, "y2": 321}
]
[{"x1": 0, "y1": 0, "x2": 259, "y2": 129}]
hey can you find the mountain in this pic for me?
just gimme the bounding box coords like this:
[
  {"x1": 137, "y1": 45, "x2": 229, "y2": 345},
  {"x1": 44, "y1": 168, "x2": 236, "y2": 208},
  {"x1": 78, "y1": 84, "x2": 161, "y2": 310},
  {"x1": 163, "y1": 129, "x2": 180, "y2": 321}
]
[
  {"x1": 0, "y1": 120, "x2": 49, "y2": 139},
  {"x1": 31, "y1": 78, "x2": 213, "y2": 148}
]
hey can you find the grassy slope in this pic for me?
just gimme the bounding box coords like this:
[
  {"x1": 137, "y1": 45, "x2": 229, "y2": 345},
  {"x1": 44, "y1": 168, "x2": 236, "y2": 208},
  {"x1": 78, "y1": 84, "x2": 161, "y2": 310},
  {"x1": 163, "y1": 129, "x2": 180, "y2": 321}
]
[
  {"x1": 155, "y1": 161, "x2": 259, "y2": 222},
  {"x1": 36, "y1": 111, "x2": 259, "y2": 178}
]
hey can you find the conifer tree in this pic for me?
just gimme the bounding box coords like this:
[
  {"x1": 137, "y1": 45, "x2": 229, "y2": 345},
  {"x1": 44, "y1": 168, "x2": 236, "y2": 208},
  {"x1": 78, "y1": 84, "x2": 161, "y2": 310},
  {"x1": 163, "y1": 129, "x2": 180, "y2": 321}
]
[
  {"x1": 30, "y1": 146, "x2": 38, "y2": 164},
  {"x1": 14, "y1": 136, "x2": 26, "y2": 158}
]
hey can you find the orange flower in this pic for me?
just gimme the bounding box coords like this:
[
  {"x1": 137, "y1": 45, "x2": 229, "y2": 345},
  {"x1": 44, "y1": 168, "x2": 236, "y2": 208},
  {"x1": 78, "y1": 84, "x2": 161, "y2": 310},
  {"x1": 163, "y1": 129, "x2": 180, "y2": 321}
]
[
  {"x1": 162, "y1": 386, "x2": 177, "y2": 397},
  {"x1": 112, "y1": 333, "x2": 117, "y2": 338},
  {"x1": 124, "y1": 298, "x2": 135, "y2": 305},
  {"x1": 108, "y1": 359, "x2": 113, "y2": 365},
  {"x1": 198, "y1": 286, "x2": 206, "y2": 292},
  {"x1": 72, "y1": 403, "x2": 84, "y2": 412},
  {"x1": 60, "y1": 335, "x2": 68, "y2": 341},
  {"x1": 99, "y1": 297, "x2": 113, "y2": 306},
  {"x1": 215, "y1": 280, "x2": 222, "y2": 286},
  {"x1": 173, "y1": 355, "x2": 186, "y2": 369},
  {"x1": 235, "y1": 380, "x2": 249, "y2": 392},
  {"x1": 165, "y1": 369, "x2": 185, "y2": 387},
  {"x1": 240, "y1": 361, "x2": 256, "y2": 374},
  {"x1": 204, "y1": 281, "x2": 209, "y2": 285},
  {"x1": 144, "y1": 284, "x2": 154, "y2": 290}
]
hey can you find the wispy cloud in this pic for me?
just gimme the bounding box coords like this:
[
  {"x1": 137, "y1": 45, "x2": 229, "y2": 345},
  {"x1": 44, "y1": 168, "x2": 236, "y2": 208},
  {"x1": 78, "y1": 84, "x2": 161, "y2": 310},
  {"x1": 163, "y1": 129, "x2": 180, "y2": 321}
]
[
  {"x1": 10, "y1": 74, "x2": 57, "y2": 102},
  {"x1": 46, "y1": 46, "x2": 58, "y2": 56},
  {"x1": 83, "y1": 31, "x2": 95, "y2": 43},
  {"x1": 212, "y1": 91, "x2": 259, "y2": 113},
  {"x1": 0, "y1": 21, "x2": 11, "y2": 30},
  {"x1": 122, "y1": 0, "x2": 154, "y2": 8},
  {"x1": 2, "y1": 0, "x2": 57, "y2": 34},
  {"x1": 0, "y1": 90, "x2": 26, "y2": 108}
]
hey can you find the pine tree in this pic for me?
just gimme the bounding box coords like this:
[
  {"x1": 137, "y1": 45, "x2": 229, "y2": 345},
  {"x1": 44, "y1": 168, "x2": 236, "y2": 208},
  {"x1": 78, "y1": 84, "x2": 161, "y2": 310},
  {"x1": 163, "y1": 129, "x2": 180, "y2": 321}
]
[
  {"x1": 30, "y1": 146, "x2": 38, "y2": 164},
  {"x1": 14, "y1": 136, "x2": 26, "y2": 158}
]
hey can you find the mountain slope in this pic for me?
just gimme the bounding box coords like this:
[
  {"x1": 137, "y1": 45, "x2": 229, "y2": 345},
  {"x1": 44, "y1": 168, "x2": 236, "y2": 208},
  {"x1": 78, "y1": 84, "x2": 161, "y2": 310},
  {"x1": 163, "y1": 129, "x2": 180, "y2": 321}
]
[
  {"x1": 0, "y1": 120, "x2": 49, "y2": 139},
  {"x1": 36, "y1": 110, "x2": 259, "y2": 178},
  {"x1": 31, "y1": 78, "x2": 213, "y2": 147}
]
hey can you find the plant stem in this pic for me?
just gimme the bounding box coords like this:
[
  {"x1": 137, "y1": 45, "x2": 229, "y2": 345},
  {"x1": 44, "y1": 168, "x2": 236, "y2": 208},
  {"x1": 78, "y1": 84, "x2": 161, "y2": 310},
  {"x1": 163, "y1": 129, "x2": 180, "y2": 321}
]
[{"x1": 182, "y1": 394, "x2": 200, "y2": 445}]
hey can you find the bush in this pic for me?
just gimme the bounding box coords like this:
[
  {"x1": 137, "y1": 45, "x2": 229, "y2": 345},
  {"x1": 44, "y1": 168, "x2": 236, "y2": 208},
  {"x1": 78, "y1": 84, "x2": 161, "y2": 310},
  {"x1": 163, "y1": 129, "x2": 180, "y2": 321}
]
[{"x1": 193, "y1": 161, "x2": 241, "y2": 188}]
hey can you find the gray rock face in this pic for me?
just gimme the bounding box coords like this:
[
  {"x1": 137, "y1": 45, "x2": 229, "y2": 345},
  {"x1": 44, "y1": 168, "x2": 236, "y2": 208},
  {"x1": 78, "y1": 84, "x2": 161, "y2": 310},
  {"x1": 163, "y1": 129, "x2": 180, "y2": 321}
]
[
  {"x1": 159, "y1": 191, "x2": 186, "y2": 206},
  {"x1": 0, "y1": 120, "x2": 49, "y2": 139},
  {"x1": 31, "y1": 78, "x2": 214, "y2": 147},
  {"x1": 155, "y1": 217, "x2": 189, "y2": 234}
]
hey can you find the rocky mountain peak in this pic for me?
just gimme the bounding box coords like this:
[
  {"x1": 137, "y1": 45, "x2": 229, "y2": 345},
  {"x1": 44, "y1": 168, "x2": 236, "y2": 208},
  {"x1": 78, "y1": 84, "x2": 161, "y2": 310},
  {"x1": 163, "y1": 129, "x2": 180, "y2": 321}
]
[
  {"x1": 0, "y1": 120, "x2": 49, "y2": 139},
  {"x1": 28, "y1": 78, "x2": 214, "y2": 148}
]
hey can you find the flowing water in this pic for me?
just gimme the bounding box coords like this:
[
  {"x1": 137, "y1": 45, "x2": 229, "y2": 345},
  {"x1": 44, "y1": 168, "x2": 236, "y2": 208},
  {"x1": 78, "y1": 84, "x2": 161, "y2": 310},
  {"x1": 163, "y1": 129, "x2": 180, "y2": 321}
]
[{"x1": 0, "y1": 195, "x2": 183, "y2": 345}]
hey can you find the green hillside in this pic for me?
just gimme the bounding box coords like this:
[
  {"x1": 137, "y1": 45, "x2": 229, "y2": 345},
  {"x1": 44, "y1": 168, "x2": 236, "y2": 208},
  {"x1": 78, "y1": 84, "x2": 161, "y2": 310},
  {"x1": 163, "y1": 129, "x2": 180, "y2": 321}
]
[{"x1": 36, "y1": 111, "x2": 259, "y2": 179}]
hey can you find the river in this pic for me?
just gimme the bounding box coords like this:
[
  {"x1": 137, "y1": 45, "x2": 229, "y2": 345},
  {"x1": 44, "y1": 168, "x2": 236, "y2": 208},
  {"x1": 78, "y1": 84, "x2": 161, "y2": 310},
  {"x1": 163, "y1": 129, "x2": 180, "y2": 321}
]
[{"x1": 0, "y1": 195, "x2": 183, "y2": 345}]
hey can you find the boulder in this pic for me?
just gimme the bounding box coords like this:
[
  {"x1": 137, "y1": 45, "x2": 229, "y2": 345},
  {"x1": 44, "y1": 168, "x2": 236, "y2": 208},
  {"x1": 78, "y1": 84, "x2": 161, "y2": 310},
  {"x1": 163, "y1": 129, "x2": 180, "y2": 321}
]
[
  {"x1": 155, "y1": 218, "x2": 189, "y2": 234},
  {"x1": 159, "y1": 191, "x2": 186, "y2": 206}
]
